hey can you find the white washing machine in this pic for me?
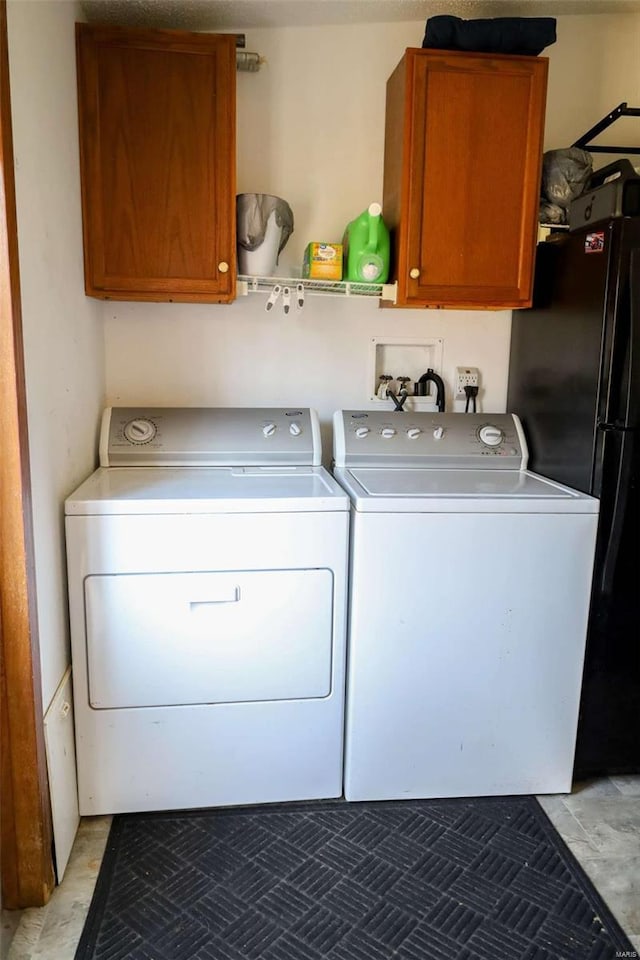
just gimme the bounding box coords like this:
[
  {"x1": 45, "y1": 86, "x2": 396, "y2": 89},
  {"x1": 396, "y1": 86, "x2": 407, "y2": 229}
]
[
  {"x1": 66, "y1": 407, "x2": 349, "y2": 815},
  {"x1": 333, "y1": 410, "x2": 599, "y2": 801}
]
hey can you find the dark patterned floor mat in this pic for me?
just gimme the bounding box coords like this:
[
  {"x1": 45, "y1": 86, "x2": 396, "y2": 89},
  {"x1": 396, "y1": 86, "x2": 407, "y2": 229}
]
[{"x1": 75, "y1": 797, "x2": 634, "y2": 960}]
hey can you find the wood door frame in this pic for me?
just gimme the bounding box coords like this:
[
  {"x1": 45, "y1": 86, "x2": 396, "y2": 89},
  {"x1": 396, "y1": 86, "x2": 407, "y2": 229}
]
[{"x1": 0, "y1": 0, "x2": 55, "y2": 910}]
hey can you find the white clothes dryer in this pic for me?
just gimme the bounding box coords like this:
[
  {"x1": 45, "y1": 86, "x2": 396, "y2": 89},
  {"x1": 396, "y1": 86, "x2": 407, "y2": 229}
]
[
  {"x1": 66, "y1": 407, "x2": 349, "y2": 815},
  {"x1": 333, "y1": 410, "x2": 599, "y2": 801}
]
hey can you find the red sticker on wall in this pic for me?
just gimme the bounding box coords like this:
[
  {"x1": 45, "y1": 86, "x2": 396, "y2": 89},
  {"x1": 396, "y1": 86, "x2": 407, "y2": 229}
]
[{"x1": 585, "y1": 232, "x2": 605, "y2": 253}]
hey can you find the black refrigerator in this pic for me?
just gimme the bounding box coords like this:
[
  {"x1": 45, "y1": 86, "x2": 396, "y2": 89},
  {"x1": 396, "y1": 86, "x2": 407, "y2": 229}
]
[{"x1": 507, "y1": 217, "x2": 640, "y2": 779}]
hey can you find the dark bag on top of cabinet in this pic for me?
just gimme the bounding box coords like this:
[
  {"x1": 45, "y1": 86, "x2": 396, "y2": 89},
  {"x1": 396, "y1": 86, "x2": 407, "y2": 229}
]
[
  {"x1": 569, "y1": 159, "x2": 640, "y2": 231},
  {"x1": 422, "y1": 15, "x2": 557, "y2": 56}
]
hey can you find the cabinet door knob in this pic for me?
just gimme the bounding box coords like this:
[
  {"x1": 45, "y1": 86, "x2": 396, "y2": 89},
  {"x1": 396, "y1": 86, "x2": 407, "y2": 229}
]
[
  {"x1": 409, "y1": 267, "x2": 420, "y2": 279},
  {"x1": 218, "y1": 261, "x2": 229, "y2": 273}
]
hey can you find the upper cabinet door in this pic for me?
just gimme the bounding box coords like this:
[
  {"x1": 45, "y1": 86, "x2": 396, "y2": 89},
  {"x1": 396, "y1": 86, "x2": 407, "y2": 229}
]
[
  {"x1": 383, "y1": 49, "x2": 548, "y2": 309},
  {"x1": 76, "y1": 24, "x2": 236, "y2": 302}
]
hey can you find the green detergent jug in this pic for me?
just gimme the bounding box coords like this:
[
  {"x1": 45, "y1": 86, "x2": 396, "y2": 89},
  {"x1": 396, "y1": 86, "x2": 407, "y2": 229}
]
[{"x1": 343, "y1": 202, "x2": 390, "y2": 283}]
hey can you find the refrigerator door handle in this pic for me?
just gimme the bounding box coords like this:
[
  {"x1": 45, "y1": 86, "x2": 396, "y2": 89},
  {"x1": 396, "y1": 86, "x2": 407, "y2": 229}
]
[
  {"x1": 598, "y1": 421, "x2": 636, "y2": 432},
  {"x1": 599, "y1": 248, "x2": 640, "y2": 596}
]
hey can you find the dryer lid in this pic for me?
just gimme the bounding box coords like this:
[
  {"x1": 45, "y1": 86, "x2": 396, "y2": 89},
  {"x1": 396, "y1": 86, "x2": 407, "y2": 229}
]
[{"x1": 65, "y1": 466, "x2": 349, "y2": 515}]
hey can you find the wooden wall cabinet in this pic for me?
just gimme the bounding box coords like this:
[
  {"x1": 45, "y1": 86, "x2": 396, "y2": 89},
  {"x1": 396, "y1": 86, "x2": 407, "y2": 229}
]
[
  {"x1": 383, "y1": 48, "x2": 548, "y2": 309},
  {"x1": 76, "y1": 24, "x2": 236, "y2": 303}
]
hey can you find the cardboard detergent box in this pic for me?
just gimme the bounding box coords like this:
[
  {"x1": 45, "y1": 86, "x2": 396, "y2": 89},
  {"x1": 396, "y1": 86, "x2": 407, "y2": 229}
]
[{"x1": 303, "y1": 242, "x2": 343, "y2": 280}]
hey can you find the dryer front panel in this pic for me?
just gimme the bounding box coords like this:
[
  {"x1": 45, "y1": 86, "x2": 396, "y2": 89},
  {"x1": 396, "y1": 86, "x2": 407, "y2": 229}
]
[
  {"x1": 85, "y1": 569, "x2": 333, "y2": 708},
  {"x1": 66, "y1": 510, "x2": 348, "y2": 813}
]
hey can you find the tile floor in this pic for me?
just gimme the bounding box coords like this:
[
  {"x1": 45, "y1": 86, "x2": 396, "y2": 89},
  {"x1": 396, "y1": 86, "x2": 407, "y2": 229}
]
[
  {"x1": 538, "y1": 774, "x2": 640, "y2": 951},
  {"x1": 2, "y1": 778, "x2": 639, "y2": 959}
]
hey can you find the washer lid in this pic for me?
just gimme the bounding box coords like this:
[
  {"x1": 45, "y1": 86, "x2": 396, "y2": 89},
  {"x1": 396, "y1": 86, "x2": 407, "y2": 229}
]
[
  {"x1": 65, "y1": 466, "x2": 349, "y2": 515},
  {"x1": 334, "y1": 467, "x2": 599, "y2": 514}
]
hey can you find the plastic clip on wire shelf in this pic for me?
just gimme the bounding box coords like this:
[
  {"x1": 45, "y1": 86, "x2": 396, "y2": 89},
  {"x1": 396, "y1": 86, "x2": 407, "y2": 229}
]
[{"x1": 237, "y1": 275, "x2": 398, "y2": 303}]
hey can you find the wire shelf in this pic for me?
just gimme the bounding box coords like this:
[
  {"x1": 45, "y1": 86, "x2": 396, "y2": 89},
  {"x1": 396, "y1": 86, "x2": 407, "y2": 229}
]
[{"x1": 237, "y1": 275, "x2": 397, "y2": 303}]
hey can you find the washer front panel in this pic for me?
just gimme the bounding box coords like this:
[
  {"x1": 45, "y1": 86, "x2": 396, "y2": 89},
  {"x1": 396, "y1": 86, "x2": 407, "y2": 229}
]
[{"x1": 343, "y1": 508, "x2": 599, "y2": 800}]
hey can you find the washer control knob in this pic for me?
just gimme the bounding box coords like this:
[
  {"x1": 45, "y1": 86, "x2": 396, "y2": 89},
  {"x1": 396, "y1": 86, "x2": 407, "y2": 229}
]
[
  {"x1": 433, "y1": 426, "x2": 445, "y2": 440},
  {"x1": 262, "y1": 422, "x2": 277, "y2": 437},
  {"x1": 123, "y1": 418, "x2": 157, "y2": 444},
  {"x1": 406, "y1": 427, "x2": 422, "y2": 439},
  {"x1": 289, "y1": 421, "x2": 302, "y2": 436},
  {"x1": 479, "y1": 424, "x2": 504, "y2": 447},
  {"x1": 355, "y1": 426, "x2": 370, "y2": 438},
  {"x1": 381, "y1": 427, "x2": 396, "y2": 439}
]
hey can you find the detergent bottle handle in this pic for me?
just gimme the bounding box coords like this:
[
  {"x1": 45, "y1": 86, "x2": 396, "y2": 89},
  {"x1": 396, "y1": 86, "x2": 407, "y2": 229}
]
[
  {"x1": 367, "y1": 202, "x2": 382, "y2": 252},
  {"x1": 367, "y1": 214, "x2": 378, "y2": 251}
]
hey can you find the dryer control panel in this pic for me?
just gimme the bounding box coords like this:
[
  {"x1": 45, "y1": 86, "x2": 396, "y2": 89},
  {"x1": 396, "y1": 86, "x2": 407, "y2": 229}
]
[
  {"x1": 101, "y1": 407, "x2": 322, "y2": 466},
  {"x1": 333, "y1": 411, "x2": 528, "y2": 470}
]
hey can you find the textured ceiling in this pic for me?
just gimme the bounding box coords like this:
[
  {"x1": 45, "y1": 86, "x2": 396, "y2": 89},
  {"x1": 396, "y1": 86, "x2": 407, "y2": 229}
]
[{"x1": 80, "y1": 0, "x2": 640, "y2": 30}]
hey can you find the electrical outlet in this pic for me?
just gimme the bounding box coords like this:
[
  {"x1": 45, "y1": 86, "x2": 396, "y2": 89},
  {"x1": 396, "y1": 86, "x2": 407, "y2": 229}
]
[{"x1": 455, "y1": 366, "x2": 479, "y2": 399}]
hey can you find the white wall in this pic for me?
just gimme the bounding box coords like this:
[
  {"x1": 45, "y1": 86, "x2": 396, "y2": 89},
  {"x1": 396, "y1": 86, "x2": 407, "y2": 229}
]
[
  {"x1": 104, "y1": 14, "x2": 640, "y2": 437},
  {"x1": 3, "y1": 2, "x2": 637, "y2": 880},
  {"x1": 106, "y1": 297, "x2": 511, "y2": 455},
  {"x1": 7, "y1": 0, "x2": 105, "y2": 712},
  {"x1": 5, "y1": 5, "x2": 638, "y2": 697},
  {"x1": 544, "y1": 14, "x2": 640, "y2": 163},
  {"x1": 105, "y1": 19, "x2": 513, "y2": 440},
  {"x1": 6, "y1": 0, "x2": 637, "y2": 719}
]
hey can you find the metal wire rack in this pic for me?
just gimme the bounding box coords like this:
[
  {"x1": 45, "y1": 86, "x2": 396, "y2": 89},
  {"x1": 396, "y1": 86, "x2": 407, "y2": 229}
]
[{"x1": 237, "y1": 275, "x2": 398, "y2": 304}]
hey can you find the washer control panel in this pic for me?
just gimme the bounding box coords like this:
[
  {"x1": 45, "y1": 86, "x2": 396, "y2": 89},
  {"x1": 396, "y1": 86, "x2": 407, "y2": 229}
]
[
  {"x1": 102, "y1": 407, "x2": 321, "y2": 466},
  {"x1": 333, "y1": 411, "x2": 527, "y2": 469}
]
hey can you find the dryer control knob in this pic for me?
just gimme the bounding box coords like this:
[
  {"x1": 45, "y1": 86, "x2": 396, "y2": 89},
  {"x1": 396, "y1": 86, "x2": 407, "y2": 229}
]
[
  {"x1": 123, "y1": 418, "x2": 157, "y2": 444},
  {"x1": 262, "y1": 422, "x2": 277, "y2": 437},
  {"x1": 381, "y1": 427, "x2": 396, "y2": 439},
  {"x1": 406, "y1": 427, "x2": 422, "y2": 439},
  {"x1": 289, "y1": 421, "x2": 302, "y2": 436},
  {"x1": 355, "y1": 426, "x2": 370, "y2": 438},
  {"x1": 433, "y1": 426, "x2": 445, "y2": 440},
  {"x1": 479, "y1": 424, "x2": 504, "y2": 447}
]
